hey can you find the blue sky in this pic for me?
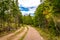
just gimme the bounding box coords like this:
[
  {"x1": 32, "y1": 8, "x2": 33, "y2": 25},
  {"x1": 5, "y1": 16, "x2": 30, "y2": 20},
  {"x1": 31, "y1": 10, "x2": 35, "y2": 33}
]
[{"x1": 18, "y1": 0, "x2": 40, "y2": 16}]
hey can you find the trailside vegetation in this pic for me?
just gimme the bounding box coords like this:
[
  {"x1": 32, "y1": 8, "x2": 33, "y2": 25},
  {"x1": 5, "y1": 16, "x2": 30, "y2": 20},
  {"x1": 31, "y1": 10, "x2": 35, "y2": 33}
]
[
  {"x1": 0, "y1": 0, "x2": 22, "y2": 36},
  {"x1": 33, "y1": 0, "x2": 60, "y2": 40}
]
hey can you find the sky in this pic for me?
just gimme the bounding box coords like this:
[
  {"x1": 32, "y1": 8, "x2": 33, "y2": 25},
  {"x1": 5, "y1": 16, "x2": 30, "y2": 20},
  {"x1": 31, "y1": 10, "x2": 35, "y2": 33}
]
[{"x1": 18, "y1": 0, "x2": 41, "y2": 16}]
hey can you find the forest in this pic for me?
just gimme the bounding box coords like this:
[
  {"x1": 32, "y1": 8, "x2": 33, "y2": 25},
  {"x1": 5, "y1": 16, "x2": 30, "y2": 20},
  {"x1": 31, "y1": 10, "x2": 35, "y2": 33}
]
[
  {"x1": 0, "y1": 0, "x2": 60, "y2": 40},
  {"x1": 0, "y1": 0, "x2": 22, "y2": 36}
]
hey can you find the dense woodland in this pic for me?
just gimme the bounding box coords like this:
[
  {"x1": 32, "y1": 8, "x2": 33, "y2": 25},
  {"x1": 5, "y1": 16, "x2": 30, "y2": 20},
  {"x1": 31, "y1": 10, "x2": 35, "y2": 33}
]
[
  {"x1": 0, "y1": 0, "x2": 60, "y2": 40},
  {"x1": 33, "y1": 0, "x2": 60, "y2": 40},
  {"x1": 34, "y1": 0, "x2": 60, "y2": 36},
  {"x1": 0, "y1": 0, "x2": 22, "y2": 36}
]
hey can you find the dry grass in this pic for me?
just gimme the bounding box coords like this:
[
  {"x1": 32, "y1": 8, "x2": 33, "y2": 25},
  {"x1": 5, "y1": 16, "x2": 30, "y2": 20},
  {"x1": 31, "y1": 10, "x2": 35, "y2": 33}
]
[{"x1": 35, "y1": 27, "x2": 60, "y2": 40}]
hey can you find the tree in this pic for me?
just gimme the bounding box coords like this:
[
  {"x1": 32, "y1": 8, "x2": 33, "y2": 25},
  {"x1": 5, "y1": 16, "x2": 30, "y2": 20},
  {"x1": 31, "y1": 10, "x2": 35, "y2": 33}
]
[
  {"x1": 22, "y1": 14, "x2": 33, "y2": 25},
  {"x1": 34, "y1": 0, "x2": 60, "y2": 36},
  {"x1": 0, "y1": 0, "x2": 23, "y2": 35}
]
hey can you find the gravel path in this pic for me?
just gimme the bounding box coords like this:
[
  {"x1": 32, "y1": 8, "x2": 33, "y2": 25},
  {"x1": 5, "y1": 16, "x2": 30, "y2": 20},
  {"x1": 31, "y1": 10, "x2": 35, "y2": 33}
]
[{"x1": 23, "y1": 26, "x2": 44, "y2": 40}]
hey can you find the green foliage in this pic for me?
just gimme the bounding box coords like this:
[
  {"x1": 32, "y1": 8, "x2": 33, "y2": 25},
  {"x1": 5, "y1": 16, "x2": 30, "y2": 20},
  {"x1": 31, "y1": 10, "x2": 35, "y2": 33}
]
[
  {"x1": 33, "y1": 0, "x2": 60, "y2": 37},
  {"x1": 22, "y1": 14, "x2": 33, "y2": 25},
  {"x1": 34, "y1": 4, "x2": 48, "y2": 28},
  {"x1": 0, "y1": 0, "x2": 23, "y2": 36}
]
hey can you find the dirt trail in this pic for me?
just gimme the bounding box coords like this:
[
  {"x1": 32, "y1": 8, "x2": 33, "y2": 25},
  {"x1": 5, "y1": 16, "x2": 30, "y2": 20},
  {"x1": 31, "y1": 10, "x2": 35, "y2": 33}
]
[
  {"x1": 8, "y1": 27, "x2": 27, "y2": 40},
  {"x1": 0, "y1": 26, "x2": 44, "y2": 40},
  {"x1": 23, "y1": 26, "x2": 44, "y2": 40},
  {"x1": 0, "y1": 27, "x2": 24, "y2": 40}
]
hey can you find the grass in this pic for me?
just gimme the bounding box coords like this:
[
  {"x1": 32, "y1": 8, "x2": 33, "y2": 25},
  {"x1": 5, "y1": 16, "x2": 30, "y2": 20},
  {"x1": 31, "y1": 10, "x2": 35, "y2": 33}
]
[
  {"x1": 14, "y1": 27, "x2": 25, "y2": 36},
  {"x1": 34, "y1": 27, "x2": 60, "y2": 40},
  {"x1": 0, "y1": 23, "x2": 21, "y2": 37},
  {"x1": 19, "y1": 27, "x2": 29, "y2": 40},
  {"x1": 0, "y1": 28, "x2": 16, "y2": 37}
]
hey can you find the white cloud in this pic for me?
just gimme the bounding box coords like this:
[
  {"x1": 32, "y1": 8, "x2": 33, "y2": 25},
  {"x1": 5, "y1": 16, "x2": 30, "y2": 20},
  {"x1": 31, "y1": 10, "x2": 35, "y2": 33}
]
[
  {"x1": 18, "y1": 0, "x2": 40, "y2": 7},
  {"x1": 18, "y1": 0, "x2": 41, "y2": 15},
  {"x1": 20, "y1": 7, "x2": 37, "y2": 15}
]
